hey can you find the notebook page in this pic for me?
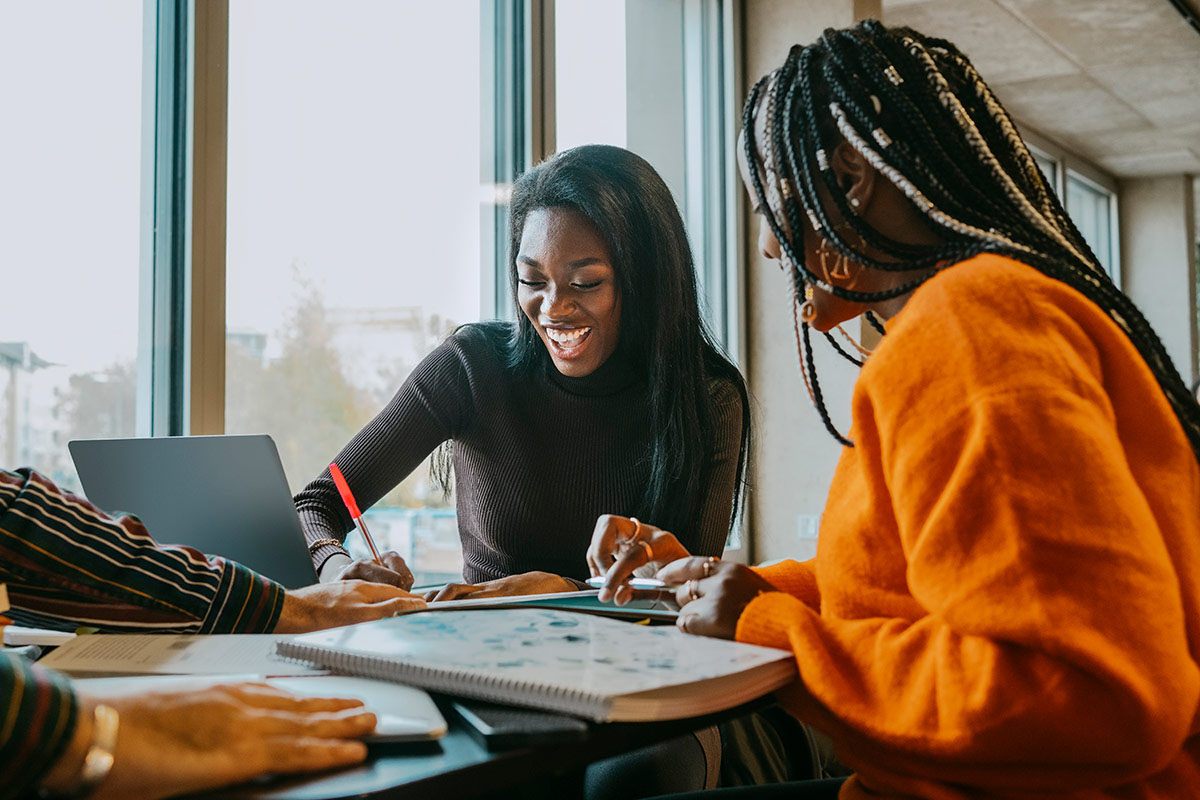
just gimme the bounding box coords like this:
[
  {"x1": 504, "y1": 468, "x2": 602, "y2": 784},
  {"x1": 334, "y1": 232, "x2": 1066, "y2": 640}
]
[{"x1": 284, "y1": 608, "x2": 791, "y2": 698}]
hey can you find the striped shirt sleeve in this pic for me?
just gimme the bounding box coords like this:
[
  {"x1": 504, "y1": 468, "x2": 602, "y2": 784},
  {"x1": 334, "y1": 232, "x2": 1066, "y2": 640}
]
[
  {"x1": 0, "y1": 654, "x2": 77, "y2": 799},
  {"x1": 0, "y1": 468, "x2": 284, "y2": 634}
]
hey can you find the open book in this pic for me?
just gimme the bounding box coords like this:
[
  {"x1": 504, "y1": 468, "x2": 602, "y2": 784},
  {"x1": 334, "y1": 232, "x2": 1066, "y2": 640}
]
[
  {"x1": 278, "y1": 608, "x2": 797, "y2": 722},
  {"x1": 38, "y1": 634, "x2": 325, "y2": 677}
]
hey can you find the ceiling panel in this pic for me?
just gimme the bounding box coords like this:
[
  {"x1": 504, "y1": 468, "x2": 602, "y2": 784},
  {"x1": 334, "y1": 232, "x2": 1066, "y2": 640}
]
[
  {"x1": 1097, "y1": 149, "x2": 1200, "y2": 175},
  {"x1": 1065, "y1": 123, "x2": 1200, "y2": 158},
  {"x1": 996, "y1": 0, "x2": 1200, "y2": 68},
  {"x1": 881, "y1": 0, "x2": 1200, "y2": 177},
  {"x1": 882, "y1": 0, "x2": 1078, "y2": 85},
  {"x1": 1088, "y1": 56, "x2": 1200, "y2": 127},
  {"x1": 992, "y1": 73, "x2": 1147, "y2": 135}
]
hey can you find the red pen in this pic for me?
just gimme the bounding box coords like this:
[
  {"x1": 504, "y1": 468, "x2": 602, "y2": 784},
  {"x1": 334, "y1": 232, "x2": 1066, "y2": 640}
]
[{"x1": 328, "y1": 463, "x2": 383, "y2": 565}]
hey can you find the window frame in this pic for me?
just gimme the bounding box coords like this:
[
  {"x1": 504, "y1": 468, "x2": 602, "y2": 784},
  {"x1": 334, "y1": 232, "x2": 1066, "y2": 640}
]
[
  {"x1": 683, "y1": 0, "x2": 748, "y2": 556},
  {"x1": 683, "y1": 0, "x2": 747, "y2": 370},
  {"x1": 139, "y1": 0, "x2": 194, "y2": 437},
  {"x1": 140, "y1": 0, "x2": 750, "y2": 559},
  {"x1": 1065, "y1": 167, "x2": 1121, "y2": 284},
  {"x1": 484, "y1": 0, "x2": 550, "y2": 323},
  {"x1": 1023, "y1": 128, "x2": 1121, "y2": 285},
  {"x1": 174, "y1": 0, "x2": 534, "y2": 433}
]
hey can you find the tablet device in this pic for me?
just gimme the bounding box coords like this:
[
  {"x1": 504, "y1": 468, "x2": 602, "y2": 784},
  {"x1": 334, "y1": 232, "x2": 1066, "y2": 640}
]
[{"x1": 451, "y1": 699, "x2": 589, "y2": 751}]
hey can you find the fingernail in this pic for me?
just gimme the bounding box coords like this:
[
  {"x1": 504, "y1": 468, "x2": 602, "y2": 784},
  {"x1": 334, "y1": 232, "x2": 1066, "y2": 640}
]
[{"x1": 341, "y1": 741, "x2": 368, "y2": 758}]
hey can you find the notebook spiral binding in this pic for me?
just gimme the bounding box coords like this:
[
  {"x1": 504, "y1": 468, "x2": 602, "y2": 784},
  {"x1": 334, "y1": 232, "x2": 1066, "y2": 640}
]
[{"x1": 279, "y1": 641, "x2": 608, "y2": 721}]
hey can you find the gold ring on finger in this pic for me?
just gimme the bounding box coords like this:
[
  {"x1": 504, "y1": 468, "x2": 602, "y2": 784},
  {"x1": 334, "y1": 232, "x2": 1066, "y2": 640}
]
[
  {"x1": 687, "y1": 579, "x2": 700, "y2": 602},
  {"x1": 701, "y1": 556, "x2": 718, "y2": 578}
]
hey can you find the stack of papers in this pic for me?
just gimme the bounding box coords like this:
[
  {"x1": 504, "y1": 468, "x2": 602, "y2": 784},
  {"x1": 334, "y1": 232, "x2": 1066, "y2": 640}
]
[
  {"x1": 37, "y1": 633, "x2": 325, "y2": 676},
  {"x1": 4, "y1": 626, "x2": 77, "y2": 647}
]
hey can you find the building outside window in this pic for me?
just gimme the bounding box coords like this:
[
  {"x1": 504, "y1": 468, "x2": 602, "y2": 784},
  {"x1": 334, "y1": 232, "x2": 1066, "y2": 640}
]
[
  {"x1": 224, "y1": 0, "x2": 496, "y2": 584},
  {"x1": 0, "y1": 1, "x2": 144, "y2": 491}
]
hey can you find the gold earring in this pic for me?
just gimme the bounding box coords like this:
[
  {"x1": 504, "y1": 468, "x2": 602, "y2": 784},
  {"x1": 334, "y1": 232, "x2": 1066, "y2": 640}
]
[
  {"x1": 799, "y1": 284, "x2": 817, "y2": 323},
  {"x1": 818, "y1": 238, "x2": 851, "y2": 282}
]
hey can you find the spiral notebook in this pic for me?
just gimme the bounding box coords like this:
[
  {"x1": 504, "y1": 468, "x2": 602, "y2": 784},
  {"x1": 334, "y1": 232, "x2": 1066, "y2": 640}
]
[{"x1": 277, "y1": 608, "x2": 797, "y2": 722}]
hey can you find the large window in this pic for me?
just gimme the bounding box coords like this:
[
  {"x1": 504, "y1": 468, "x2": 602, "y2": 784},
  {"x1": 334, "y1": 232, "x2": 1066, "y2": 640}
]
[
  {"x1": 554, "y1": 0, "x2": 743, "y2": 360},
  {"x1": 1, "y1": 0, "x2": 745, "y2": 575},
  {"x1": 1026, "y1": 144, "x2": 1119, "y2": 280},
  {"x1": 224, "y1": 1, "x2": 498, "y2": 584},
  {"x1": 0, "y1": 1, "x2": 145, "y2": 491},
  {"x1": 555, "y1": 0, "x2": 627, "y2": 151}
]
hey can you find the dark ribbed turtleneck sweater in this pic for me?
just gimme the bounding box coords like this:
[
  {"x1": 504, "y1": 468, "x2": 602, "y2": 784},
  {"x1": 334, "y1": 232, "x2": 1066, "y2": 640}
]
[{"x1": 295, "y1": 322, "x2": 743, "y2": 584}]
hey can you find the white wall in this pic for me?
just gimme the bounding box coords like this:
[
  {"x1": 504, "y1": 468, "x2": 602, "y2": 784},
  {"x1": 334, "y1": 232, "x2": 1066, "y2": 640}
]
[
  {"x1": 743, "y1": 0, "x2": 879, "y2": 563},
  {"x1": 1120, "y1": 176, "x2": 1198, "y2": 383}
]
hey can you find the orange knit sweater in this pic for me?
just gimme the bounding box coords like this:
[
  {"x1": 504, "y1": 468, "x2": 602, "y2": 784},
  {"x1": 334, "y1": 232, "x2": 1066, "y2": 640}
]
[{"x1": 737, "y1": 254, "x2": 1200, "y2": 799}]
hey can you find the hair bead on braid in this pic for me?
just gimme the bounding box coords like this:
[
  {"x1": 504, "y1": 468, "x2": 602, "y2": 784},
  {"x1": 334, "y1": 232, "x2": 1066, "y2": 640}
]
[{"x1": 743, "y1": 19, "x2": 1200, "y2": 466}]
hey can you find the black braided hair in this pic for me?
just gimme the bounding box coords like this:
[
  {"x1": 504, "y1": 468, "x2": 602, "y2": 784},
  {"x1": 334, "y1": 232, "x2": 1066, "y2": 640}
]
[{"x1": 744, "y1": 20, "x2": 1200, "y2": 465}]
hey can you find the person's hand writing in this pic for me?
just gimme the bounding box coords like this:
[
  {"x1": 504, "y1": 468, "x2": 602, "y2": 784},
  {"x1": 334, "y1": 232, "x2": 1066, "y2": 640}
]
[
  {"x1": 275, "y1": 579, "x2": 425, "y2": 632},
  {"x1": 424, "y1": 571, "x2": 577, "y2": 602},
  {"x1": 40, "y1": 683, "x2": 376, "y2": 800},
  {"x1": 656, "y1": 557, "x2": 777, "y2": 640},
  {"x1": 328, "y1": 551, "x2": 414, "y2": 590},
  {"x1": 586, "y1": 514, "x2": 692, "y2": 604}
]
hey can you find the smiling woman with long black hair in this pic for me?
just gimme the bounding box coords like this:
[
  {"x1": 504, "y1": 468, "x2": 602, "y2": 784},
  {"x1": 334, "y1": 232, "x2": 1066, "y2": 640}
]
[
  {"x1": 291, "y1": 145, "x2": 754, "y2": 798},
  {"x1": 294, "y1": 143, "x2": 750, "y2": 604}
]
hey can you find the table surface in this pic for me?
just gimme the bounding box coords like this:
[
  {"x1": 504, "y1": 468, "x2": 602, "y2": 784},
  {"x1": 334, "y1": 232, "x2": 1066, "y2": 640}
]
[{"x1": 205, "y1": 695, "x2": 765, "y2": 800}]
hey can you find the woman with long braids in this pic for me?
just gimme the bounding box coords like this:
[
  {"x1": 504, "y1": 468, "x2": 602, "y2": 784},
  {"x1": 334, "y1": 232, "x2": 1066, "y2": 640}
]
[{"x1": 591, "y1": 20, "x2": 1200, "y2": 800}]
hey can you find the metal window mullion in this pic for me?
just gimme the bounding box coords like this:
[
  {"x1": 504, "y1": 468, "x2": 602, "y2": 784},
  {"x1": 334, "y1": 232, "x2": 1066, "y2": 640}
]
[
  {"x1": 683, "y1": 0, "x2": 711, "y2": 331},
  {"x1": 482, "y1": 0, "x2": 543, "y2": 321},
  {"x1": 722, "y1": 0, "x2": 746, "y2": 371},
  {"x1": 682, "y1": 0, "x2": 745, "y2": 364},
  {"x1": 138, "y1": 0, "x2": 192, "y2": 438}
]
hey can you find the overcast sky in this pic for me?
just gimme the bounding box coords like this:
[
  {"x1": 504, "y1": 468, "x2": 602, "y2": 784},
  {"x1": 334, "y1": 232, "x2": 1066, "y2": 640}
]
[{"x1": 0, "y1": 0, "x2": 625, "y2": 377}]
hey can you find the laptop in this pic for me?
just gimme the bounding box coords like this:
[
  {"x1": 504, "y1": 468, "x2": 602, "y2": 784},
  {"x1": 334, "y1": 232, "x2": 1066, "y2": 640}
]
[{"x1": 69, "y1": 434, "x2": 319, "y2": 589}]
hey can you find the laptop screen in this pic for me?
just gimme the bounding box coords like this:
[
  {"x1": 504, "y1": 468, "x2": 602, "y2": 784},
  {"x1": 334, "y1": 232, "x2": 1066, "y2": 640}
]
[{"x1": 69, "y1": 434, "x2": 318, "y2": 589}]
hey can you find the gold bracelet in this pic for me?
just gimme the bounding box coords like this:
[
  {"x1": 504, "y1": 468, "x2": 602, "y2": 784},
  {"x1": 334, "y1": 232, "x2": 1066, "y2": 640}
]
[
  {"x1": 42, "y1": 704, "x2": 118, "y2": 799},
  {"x1": 307, "y1": 537, "x2": 348, "y2": 556}
]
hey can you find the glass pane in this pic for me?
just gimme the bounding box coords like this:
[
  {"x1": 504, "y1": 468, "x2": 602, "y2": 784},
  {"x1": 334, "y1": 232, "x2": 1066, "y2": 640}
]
[
  {"x1": 1031, "y1": 150, "x2": 1058, "y2": 197},
  {"x1": 225, "y1": 0, "x2": 487, "y2": 585},
  {"x1": 555, "y1": 0, "x2": 627, "y2": 151},
  {"x1": 1066, "y1": 171, "x2": 1113, "y2": 276},
  {"x1": 0, "y1": 2, "x2": 145, "y2": 492}
]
